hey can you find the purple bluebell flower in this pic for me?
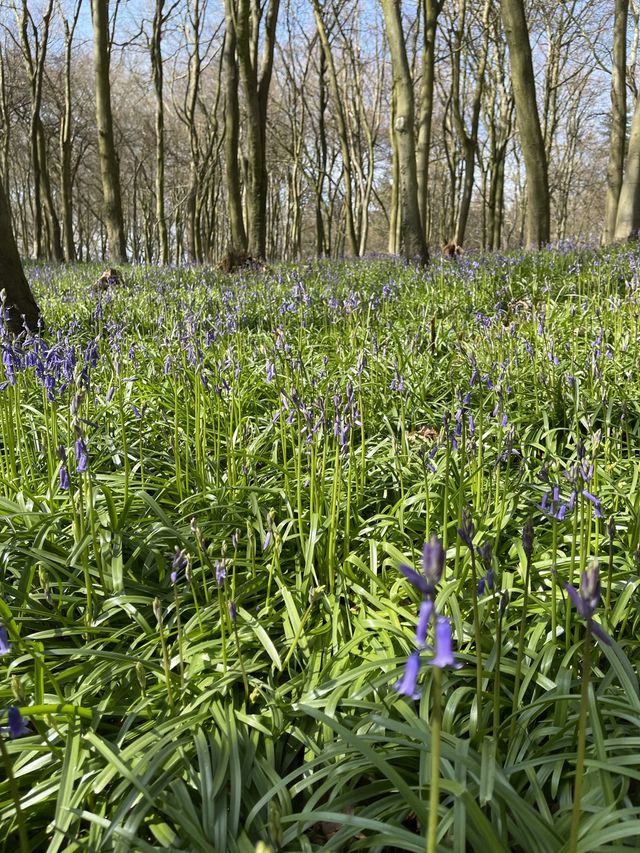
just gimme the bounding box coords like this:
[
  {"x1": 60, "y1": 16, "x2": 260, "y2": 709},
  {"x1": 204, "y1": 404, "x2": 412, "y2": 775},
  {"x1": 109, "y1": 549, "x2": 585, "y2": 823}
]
[
  {"x1": 7, "y1": 707, "x2": 29, "y2": 738},
  {"x1": 478, "y1": 569, "x2": 494, "y2": 596},
  {"x1": 457, "y1": 508, "x2": 475, "y2": 550},
  {"x1": 0, "y1": 624, "x2": 11, "y2": 654},
  {"x1": 171, "y1": 547, "x2": 188, "y2": 584},
  {"x1": 75, "y1": 438, "x2": 88, "y2": 473},
  {"x1": 429, "y1": 617, "x2": 462, "y2": 669},
  {"x1": 564, "y1": 560, "x2": 611, "y2": 645},
  {"x1": 215, "y1": 559, "x2": 226, "y2": 586},
  {"x1": 59, "y1": 465, "x2": 70, "y2": 491},
  {"x1": 394, "y1": 650, "x2": 422, "y2": 699},
  {"x1": 582, "y1": 489, "x2": 603, "y2": 518},
  {"x1": 228, "y1": 600, "x2": 237, "y2": 625},
  {"x1": 265, "y1": 361, "x2": 276, "y2": 383},
  {"x1": 416, "y1": 600, "x2": 434, "y2": 645},
  {"x1": 398, "y1": 535, "x2": 445, "y2": 597}
]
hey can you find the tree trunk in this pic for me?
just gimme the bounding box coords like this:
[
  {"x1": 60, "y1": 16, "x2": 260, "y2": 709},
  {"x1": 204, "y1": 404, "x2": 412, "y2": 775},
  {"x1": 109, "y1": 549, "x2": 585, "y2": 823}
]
[
  {"x1": 0, "y1": 172, "x2": 40, "y2": 333},
  {"x1": 416, "y1": 0, "x2": 442, "y2": 234},
  {"x1": 60, "y1": 7, "x2": 79, "y2": 262},
  {"x1": 151, "y1": 0, "x2": 169, "y2": 264},
  {"x1": 222, "y1": 2, "x2": 247, "y2": 253},
  {"x1": 500, "y1": 0, "x2": 550, "y2": 247},
  {"x1": 614, "y1": 93, "x2": 640, "y2": 241},
  {"x1": 381, "y1": 0, "x2": 428, "y2": 264},
  {"x1": 603, "y1": 0, "x2": 628, "y2": 244},
  {"x1": 90, "y1": 0, "x2": 128, "y2": 263},
  {"x1": 235, "y1": 0, "x2": 280, "y2": 259},
  {"x1": 312, "y1": 0, "x2": 359, "y2": 256}
]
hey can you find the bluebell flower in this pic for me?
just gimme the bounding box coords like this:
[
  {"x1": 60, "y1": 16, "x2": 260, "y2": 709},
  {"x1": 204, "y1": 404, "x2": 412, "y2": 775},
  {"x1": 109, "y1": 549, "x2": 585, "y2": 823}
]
[
  {"x1": 394, "y1": 650, "x2": 422, "y2": 698},
  {"x1": 477, "y1": 569, "x2": 494, "y2": 596},
  {"x1": 59, "y1": 465, "x2": 70, "y2": 491},
  {"x1": 429, "y1": 617, "x2": 462, "y2": 669},
  {"x1": 457, "y1": 508, "x2": 475, "y2": 549},
  {"x1": 416, "y1": 600, "x2": 434, "y2": 645},
  {"x1": 7, "y1": 706, "x2": 29, "y2": 738},
  {"x1": 171, "y1": 547, "x2": 188, "y2": 584},
  {"x1": 228, "y1": 600, "x2": 237, "y2": 625},
  {"x1": 215, "y1": 559, "x2": 226, "y2": 586},
  {"x1": 564, "y1": 560, "x2": 611, "y2": 645},
  {"x1": 75, "y1": 438, "x2": 88, "y2": 473},
  {"x1": 398, "y1": 536, "x2": 444, "y2": 597},
  {"x1": 0, "y1": 623, "x2": 11, "y2": 654}
]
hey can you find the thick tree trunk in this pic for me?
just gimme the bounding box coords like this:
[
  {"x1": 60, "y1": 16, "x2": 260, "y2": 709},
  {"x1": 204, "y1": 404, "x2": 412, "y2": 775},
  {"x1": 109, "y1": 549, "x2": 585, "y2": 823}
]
[
  {"x1": 0, "y1": 172, "x2": 41, "y2": 333},
  {"x1": 235, "y1": 0, "x2": 280, "y2": 259},
  {"x1": 614, "y1": 93, "x2": 640, "y2": 241},
  {"x1": 90, "y1": 0, "x2": 128, "y2": 263},
  {"x1": 603, "y1": 0, "x2": 628, "y2": 245},
  {"x1": 381, "y1": 0, "x2": 428, "y2": 264},
  {"x1": 500, "y1": 0, "x2": 550, "y2": 248}
]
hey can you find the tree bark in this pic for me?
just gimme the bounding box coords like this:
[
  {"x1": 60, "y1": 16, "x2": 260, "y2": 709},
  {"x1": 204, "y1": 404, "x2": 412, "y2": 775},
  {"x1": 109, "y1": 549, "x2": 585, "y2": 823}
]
[
  {"x1": 500, "y1": 0, "x2": 550, "y2": 248},
  {"x1": 416, "y1": 0, "x2": 442, "y2": 235},
  {"x1": 614, "y1": 93, "x2": 640, "y2": 241},
  {"x1": 0, "y1": 172, "x2": 40, "y2": 333},
  {"x1": 381, "y1": 0, "x2": 428, "y2": 264},
  {"x1": 312, "y1": 0, "x2": 359, "y2": 256},
  {"x1": 151, "y1": 0, "x2": 169, "y2": 264},
  {"x1": 90, "y1": 0, "x2": 128, "y2": 263},
  {"x1": 235, "y1": 0, "x2": 280, "y2": 259},
  {"x1": 603, "y1": 0, "x2": 628, "y2": 244},
  {"x1": 222, "y1": 1, "x2": 247, "y2": 253}
]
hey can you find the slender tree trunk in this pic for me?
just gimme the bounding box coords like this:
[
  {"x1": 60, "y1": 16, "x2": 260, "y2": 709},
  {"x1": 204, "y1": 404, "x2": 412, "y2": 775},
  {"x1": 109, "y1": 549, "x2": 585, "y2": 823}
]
[
  {"x1": 37, "y1": 121, "x2": 64, "y2": 261},
  {"x1": 416, "y1": 0, "x2": 442, "y2": 234},
  {"x1": 603, "y1": 0, "x2": 628, "y2": 245},
  {"x1": 315, "y1": 46, "x2": 328, "y2": 257},
  {"x1": 500, "y1": 0, "x2": 550, "y2": 247},
  {"x1": 222, "y1": 4, "x2": 247, "y2": 253},
  {"x1": 312, "y1": 0, "x2": 359, "y2": 256},
  {"x1": 381, "y1": 0, "x2": 428, "y2": 263},
  {"x1": 0, "y1": 172, "x2": 41, "y2": 333},
  {"x1": 90, "y1": 0, "x2": 128, "y2": 263},
  {"x1": 60, "y1": 7, "x2": 79, "y2": 262},
  {"x1": 151, "y1": 0, "x2": 169, "y2": 264},
  {"x1": 451, "y1": 0, "x2": 491, "y2": 246}
]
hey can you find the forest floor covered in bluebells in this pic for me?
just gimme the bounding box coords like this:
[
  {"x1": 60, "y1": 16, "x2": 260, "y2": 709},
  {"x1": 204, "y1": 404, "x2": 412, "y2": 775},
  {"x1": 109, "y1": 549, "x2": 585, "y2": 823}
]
[{"x1": 1, "y1": 247, "x2": 640, "y2": 852}]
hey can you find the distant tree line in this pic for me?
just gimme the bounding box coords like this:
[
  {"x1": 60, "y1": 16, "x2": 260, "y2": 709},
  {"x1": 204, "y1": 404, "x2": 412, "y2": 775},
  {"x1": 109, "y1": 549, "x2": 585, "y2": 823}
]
[{"x1": 0, "y1": 0, "x2": 638, "y2": 273}]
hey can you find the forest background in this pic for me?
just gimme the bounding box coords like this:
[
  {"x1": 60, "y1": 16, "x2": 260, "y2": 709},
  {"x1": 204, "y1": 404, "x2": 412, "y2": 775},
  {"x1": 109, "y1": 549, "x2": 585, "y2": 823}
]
[{"x1": 0, "y1": 0, "x2": 632, "y2": 270}]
